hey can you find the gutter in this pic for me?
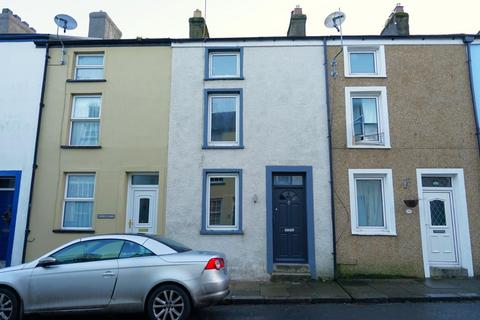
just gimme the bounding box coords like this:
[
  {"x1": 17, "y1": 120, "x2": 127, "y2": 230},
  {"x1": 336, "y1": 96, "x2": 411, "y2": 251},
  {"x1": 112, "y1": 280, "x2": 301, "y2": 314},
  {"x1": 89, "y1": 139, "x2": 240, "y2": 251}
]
[
  {"x1": 323, "y1": 38, "x2": 337, "y2": 279},
  {"x1": 464, "y1": 37, "x2": 480, "y2": 157},
  {"x1": 22, "y1": 42, "x2": 49, "y2": 262}
]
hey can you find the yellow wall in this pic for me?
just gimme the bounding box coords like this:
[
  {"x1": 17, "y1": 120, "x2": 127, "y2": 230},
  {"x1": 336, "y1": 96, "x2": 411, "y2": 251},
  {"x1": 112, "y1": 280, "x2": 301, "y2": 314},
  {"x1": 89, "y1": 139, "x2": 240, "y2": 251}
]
[{"x1": 26, "y1": 45, "x2": 171, "y2": 260}]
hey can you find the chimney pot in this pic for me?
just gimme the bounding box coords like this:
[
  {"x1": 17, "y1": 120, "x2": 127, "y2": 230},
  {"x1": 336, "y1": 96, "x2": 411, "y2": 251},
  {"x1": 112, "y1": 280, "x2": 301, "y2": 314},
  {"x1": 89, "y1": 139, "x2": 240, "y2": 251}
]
[
  {"x1": 193, "y1": 9, "x2": 202, "y2": 18},
  {"x1": 287, "y1": 6, "x2": 307, "y2": 37}
]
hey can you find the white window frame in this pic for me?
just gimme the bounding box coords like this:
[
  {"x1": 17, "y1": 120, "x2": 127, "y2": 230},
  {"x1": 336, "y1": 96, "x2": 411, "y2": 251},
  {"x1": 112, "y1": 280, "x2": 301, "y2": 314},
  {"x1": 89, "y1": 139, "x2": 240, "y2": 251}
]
[
  {"x1": 348, "y1": 169, "x2": 396, "y2": 236},
  {"x1": 69, "y1": 95, "x2": 102, "y2": 146},
  {"x1": 209, "y1": 51, "x2": 240, "y2": 79},
  {"x1": 345, "y1": 87, "x2": 391, "y2": 148},
  {"x1": 205, "y1": 173, "x2": 239, "y2": 231},
  {"x1": 74, "y1": 54, "x2": 105, "y2": 80},
  {"x1": 343, "y1": 45, "x2": 386, "y2": 77},
  {"x1": 207, "y1": 93, "x2": 240, "y2": 147},
  {"x1": 62, "y1": 173, "x2": 96, "y2": 230}
]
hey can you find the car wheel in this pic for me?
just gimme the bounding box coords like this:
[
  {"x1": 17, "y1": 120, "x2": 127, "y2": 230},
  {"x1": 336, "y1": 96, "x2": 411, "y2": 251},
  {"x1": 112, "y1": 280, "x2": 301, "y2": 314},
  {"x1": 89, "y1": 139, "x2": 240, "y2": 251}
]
[
  {"x1": 0, "y1": 288, "x2": 19, "y2": 320},
  {"x1": 147, "y1": 284, "x2": 191, "y2": 320}
]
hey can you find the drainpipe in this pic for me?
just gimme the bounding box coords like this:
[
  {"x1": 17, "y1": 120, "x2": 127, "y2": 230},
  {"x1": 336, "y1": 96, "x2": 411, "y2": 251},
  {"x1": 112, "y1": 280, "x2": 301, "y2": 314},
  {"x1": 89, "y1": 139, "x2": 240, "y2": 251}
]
[
  {"x1": 464, "y1": 36, "x2": 480, "y2": 157},
  {"x1": 22, "y1": 41, "x2": 49, "y2": 263},
  {"x1": 323, "y1": 37, "x2": 337, "y2": 279}
]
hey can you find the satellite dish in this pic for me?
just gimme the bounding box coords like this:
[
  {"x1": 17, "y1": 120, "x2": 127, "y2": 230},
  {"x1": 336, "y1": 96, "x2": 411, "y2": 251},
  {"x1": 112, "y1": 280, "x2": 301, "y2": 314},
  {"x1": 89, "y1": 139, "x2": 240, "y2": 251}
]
[
  {"x1": 324, "y1": 11, "x2": 346, "y2": 32},
  {"x1": 54, "y1": 14, "x2": 77, "y2": 33}
]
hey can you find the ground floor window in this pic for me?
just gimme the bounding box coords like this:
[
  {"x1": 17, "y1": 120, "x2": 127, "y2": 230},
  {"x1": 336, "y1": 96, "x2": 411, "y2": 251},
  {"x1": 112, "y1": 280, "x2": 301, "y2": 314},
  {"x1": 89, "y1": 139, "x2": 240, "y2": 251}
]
[
  {"x1": 201, "y1": 169, "x2": 243, "y2": 234},
  {"x1": 63, "y1": 174, "x2": 95, "y2": 229},
  {"x1": 348, "y1": 169, "x2": 396, "y2": 235}
]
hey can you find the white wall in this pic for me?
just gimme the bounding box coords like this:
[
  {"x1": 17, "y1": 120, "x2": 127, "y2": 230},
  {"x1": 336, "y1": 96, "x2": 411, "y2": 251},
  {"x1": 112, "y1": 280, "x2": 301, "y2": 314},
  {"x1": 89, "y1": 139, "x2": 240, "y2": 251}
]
[
  {"x1": 0, "y1": 41, "x2": 45, "y2": 265},
  {"x1": 166, "y1": 41, "x2": 333, "y2": 280}
]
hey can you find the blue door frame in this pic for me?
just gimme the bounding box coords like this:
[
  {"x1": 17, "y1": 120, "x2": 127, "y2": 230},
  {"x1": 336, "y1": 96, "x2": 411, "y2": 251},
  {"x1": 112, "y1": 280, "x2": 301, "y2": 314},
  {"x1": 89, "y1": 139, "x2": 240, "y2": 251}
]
[
  {"x1": 0, "y1": 171, "x2": 21, "y2": 267},
  {"x1": 266, "y1": 166, "x2": 316, "y2": 279}
]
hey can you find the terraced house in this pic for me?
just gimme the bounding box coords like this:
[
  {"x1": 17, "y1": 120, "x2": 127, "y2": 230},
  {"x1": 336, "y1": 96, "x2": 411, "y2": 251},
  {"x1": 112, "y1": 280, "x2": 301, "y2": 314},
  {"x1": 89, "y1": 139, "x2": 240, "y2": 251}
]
[
  {"x1": 329, "y1": 7, "x2": 479, "y2": 278},
  {"x1": 166, "y1": 9, "x2": 333, "y2": 280},
  {"x1": 25, "y1": 13, "x2": 172, "y2": 260},
  {"x1": 0, "y1": 10, "x2": 47, "y2": 267}
]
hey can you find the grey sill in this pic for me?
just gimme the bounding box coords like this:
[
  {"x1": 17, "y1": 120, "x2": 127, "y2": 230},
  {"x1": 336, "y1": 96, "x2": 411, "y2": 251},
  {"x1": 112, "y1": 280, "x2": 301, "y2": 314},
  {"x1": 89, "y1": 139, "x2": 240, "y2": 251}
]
[
  {"x1": 202, "y1": 145, "x2": 244, "y2": 150},
  {"x1": 66, "y1": 79, "x2": 107, "y2": 83},
  {"x1": 204, "y1": 77, "x2": 244, "y2": 81},
  {"x1": 53, "y1": 229, "x2": 95, "y2": 234},
  {"x1": 61, "y1": 145, "x2": 102, "y2": 149},
  {"x1": 200, "y1": 230, "x2": 244, "y2": 235}
]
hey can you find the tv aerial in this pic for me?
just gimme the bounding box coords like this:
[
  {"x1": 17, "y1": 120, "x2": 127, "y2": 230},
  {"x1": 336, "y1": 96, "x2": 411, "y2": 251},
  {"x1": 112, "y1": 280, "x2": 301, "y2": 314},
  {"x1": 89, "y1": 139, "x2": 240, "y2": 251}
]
[
  {"x1": 324, "y1": 10, "x2": 346, "y2": 78},
  {"x1": 54, "y1": 14, "x2": 77, "y2": 65}
]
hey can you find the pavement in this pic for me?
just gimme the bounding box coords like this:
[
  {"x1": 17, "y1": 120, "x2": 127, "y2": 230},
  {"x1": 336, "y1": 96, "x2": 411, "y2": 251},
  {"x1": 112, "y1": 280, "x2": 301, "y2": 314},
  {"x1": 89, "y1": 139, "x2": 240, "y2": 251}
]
[{"x1": 224, "y1": 278, "x2": 480, "y2": 304}]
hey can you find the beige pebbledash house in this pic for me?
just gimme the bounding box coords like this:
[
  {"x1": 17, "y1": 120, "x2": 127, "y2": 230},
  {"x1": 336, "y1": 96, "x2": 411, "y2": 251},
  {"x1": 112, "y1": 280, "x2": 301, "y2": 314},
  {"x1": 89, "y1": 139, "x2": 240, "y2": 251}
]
[
  {"x1": 328, "y1": 12, "x2": 479, "y2": 277},
  {"x1": 25, "y1": 16, "x2": 172, "y2": 260}
]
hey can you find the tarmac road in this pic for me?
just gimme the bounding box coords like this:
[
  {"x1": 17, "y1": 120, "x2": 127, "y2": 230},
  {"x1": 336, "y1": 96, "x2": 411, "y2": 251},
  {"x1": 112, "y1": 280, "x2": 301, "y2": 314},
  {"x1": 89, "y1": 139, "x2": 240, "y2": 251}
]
[{"x1": 26, "y1": 301, "x2": 480, "y2": 320}]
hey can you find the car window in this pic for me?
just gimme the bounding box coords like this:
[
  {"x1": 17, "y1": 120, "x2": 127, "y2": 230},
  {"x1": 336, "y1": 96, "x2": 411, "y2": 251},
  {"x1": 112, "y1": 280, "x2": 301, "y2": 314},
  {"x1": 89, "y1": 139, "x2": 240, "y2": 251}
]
[
  {"x1": 119, "y1": 241, "x2": 154, "y2": 259},
  {"x1": 154, "y1": 237, "x2": 191, "y2": 253},
  {"x1": 51, "y1": 239, "x2": 125, "y2": 264}
]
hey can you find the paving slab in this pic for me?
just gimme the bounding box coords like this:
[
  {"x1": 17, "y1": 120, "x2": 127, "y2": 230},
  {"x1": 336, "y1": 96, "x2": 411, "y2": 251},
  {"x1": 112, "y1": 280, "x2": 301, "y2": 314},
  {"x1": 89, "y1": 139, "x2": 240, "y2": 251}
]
[{"x1": 225, "y1": 278, "x2": 480, "y2": 304}]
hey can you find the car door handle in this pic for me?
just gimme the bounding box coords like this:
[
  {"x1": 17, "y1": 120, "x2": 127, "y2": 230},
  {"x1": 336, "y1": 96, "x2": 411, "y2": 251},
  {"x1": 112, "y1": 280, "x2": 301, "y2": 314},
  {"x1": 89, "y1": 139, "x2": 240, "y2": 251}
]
[{"x1": 102, "y1": 271, "x2": 116, "y2": 278}]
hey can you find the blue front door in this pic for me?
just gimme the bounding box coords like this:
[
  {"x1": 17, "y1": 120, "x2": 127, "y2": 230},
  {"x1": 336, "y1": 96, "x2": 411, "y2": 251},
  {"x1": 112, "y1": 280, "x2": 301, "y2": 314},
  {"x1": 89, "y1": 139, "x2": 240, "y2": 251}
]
[{"x1": 0, "y1": 174, "x2": 20, "y2": 267}]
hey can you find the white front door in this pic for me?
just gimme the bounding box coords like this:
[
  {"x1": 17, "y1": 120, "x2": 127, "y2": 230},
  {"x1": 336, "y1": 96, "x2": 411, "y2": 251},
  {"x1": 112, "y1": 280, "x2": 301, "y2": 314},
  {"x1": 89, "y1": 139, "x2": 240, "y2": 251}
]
[{"x1": 423, "y1": 191, "x2": 458, "y2": 264}]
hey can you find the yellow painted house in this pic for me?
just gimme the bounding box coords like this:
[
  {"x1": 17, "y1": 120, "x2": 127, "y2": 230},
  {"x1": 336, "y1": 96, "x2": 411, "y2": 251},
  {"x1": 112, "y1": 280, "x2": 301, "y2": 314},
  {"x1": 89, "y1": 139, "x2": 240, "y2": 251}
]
[{"x1": 25, "y1": 40, "x2": 171, "y2": 260}]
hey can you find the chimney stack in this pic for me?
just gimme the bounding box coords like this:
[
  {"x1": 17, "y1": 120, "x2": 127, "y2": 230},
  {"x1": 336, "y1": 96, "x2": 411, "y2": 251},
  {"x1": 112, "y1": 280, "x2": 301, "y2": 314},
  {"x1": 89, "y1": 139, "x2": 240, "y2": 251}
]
[
  {"x1": 0, "y1": 8, "x2": 36, "y2": 33},
  {"x1": 88, "y1": 11, "x2": 122, "y2": 39},
  {"x1": 287, "y1": 6, "x2": 307, "y2": 37},
  {"x1": 189, "y1": 9, "x2": 209, "y2": 39},
  {"x1": 381, "y1": 3, "x2": 409, "y2": 36}
]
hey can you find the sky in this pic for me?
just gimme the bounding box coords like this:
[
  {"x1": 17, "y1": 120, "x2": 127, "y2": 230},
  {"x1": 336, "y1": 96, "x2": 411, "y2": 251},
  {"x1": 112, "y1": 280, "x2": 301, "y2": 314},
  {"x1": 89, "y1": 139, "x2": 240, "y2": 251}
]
[{"x1": 3, "y1": 0, "x2": 480, "y2": 39}]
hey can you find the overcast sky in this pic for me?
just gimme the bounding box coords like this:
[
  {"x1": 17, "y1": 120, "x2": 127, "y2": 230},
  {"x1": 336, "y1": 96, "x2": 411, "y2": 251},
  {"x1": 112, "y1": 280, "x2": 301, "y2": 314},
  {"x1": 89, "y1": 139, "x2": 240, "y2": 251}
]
[{"x1": 3, "y1": 0, "x2": 480, "y2": 38}]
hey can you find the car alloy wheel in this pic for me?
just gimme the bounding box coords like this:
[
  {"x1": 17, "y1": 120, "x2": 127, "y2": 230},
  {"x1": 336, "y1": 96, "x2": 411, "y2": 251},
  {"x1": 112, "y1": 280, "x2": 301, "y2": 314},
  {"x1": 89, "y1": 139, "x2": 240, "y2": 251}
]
[
  {"x1": 148, "y1": 285, "x2": 191, "y2": 320},
  {"x1": 0, "y1": 288, "x2": 18, "y2": 320}
]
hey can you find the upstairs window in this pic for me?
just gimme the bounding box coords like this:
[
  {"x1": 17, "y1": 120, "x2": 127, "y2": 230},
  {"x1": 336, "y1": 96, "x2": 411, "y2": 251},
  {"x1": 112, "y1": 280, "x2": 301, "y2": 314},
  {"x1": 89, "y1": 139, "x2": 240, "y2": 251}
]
[
  {"x1": 345, "y1": 87, "x2": 390, "y2": 148},
  {"x1": 70, "y1": 96, "x2": 101, "y2": 146},
  {"x1": 203, "y1": 89, "x2": 243, "y2": 148},
  {"x1": 344, "y1": 46, "x2": 386, "y2": 77},
  {"x1": 75, "y1": 54, "x2": 104, "y2": 80},
  {"x1": 206, "y1": 48, "x2": 243, "y2": 79}
]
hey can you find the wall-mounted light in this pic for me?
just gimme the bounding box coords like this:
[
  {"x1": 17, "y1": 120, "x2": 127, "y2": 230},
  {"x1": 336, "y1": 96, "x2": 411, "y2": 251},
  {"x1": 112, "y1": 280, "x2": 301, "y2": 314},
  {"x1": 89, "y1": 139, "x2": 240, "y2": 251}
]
[{"x1": 402, "y1": 177, "x2": 410, "y2": 189}]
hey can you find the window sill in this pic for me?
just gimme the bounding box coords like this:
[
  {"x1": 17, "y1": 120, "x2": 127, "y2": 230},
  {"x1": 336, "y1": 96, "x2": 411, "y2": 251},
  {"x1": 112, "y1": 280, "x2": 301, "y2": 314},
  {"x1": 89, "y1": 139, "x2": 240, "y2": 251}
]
[
  {"x1": 204, "y1": 77, "x2": 245, "y2": 81},
  {"x1": 66, "y1": 79, "x2": 107, "y2": 83},
  {"x1": 53, "y1": 229, "x2": 95, "y2": 234},
  {"x1": 345, "y1": 74, "x2": 387, "y2": 78},
  {"x1": 202, "y1": 145, "x2": 244, "y2": 150},
  {"x1": 200, "y1": 229, "x2": 244, "y2": 235},
  {"x1": 347, "y1": 144, "x2": 391, "y2": 149},
  {"x1": 61, "y1": 145, "x2": 102, "y2": 149},
  {"x1": 352, "y1": 230, "x2": 396, "y2": 236}
]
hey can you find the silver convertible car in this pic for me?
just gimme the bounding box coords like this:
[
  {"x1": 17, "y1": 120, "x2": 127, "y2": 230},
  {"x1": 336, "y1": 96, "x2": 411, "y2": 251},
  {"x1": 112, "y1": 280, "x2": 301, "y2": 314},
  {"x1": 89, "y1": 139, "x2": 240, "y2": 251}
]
[{"x1": 0, "y1": 234, "x2": 230, "y2": 320}]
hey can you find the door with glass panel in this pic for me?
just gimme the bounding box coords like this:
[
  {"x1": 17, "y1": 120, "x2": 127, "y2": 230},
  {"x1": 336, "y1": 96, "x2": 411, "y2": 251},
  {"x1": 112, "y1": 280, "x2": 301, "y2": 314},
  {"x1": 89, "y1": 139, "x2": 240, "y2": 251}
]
[
  {"x1": 272, "y1": 174, "x2": 307, "y2": 263},
  {"x1": 423, "y1": 191, "x2": 458, "y2": 264},
  {"x1": 126, "y1": 175, "x2": 159, "y2": 234}
]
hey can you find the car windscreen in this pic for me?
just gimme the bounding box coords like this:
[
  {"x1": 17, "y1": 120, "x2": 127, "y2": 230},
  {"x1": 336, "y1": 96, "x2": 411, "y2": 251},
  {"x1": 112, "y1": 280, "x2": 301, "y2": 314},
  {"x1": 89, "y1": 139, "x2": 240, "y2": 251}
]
[{"x1": 150, "y1": 236, "x2": 191, "y2": 253}]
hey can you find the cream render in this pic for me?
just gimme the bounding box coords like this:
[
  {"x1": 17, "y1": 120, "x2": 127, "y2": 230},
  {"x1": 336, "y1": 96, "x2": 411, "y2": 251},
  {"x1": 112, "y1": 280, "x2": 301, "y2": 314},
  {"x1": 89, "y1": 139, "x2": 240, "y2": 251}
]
[
  {"x1": 329, "y1": 42, "x2": 479, "y2": 277},
  {"x1": 26, "y1": 44, "x2": 171, "y2": 260}
]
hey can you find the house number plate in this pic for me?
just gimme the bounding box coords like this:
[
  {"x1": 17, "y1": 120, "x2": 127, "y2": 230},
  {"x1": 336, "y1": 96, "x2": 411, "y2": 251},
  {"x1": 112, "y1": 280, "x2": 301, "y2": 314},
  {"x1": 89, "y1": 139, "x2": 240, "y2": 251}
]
[{"x1": 284, "y1": 228, "x2": 295, "y2": 232}]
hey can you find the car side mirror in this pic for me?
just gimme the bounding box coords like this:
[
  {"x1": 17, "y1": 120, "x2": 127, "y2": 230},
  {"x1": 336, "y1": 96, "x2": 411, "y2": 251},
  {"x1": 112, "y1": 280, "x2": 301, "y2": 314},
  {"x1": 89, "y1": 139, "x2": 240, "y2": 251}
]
[{"x1": 37, "y1": 257, "x2": 57, "y2": 268}]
